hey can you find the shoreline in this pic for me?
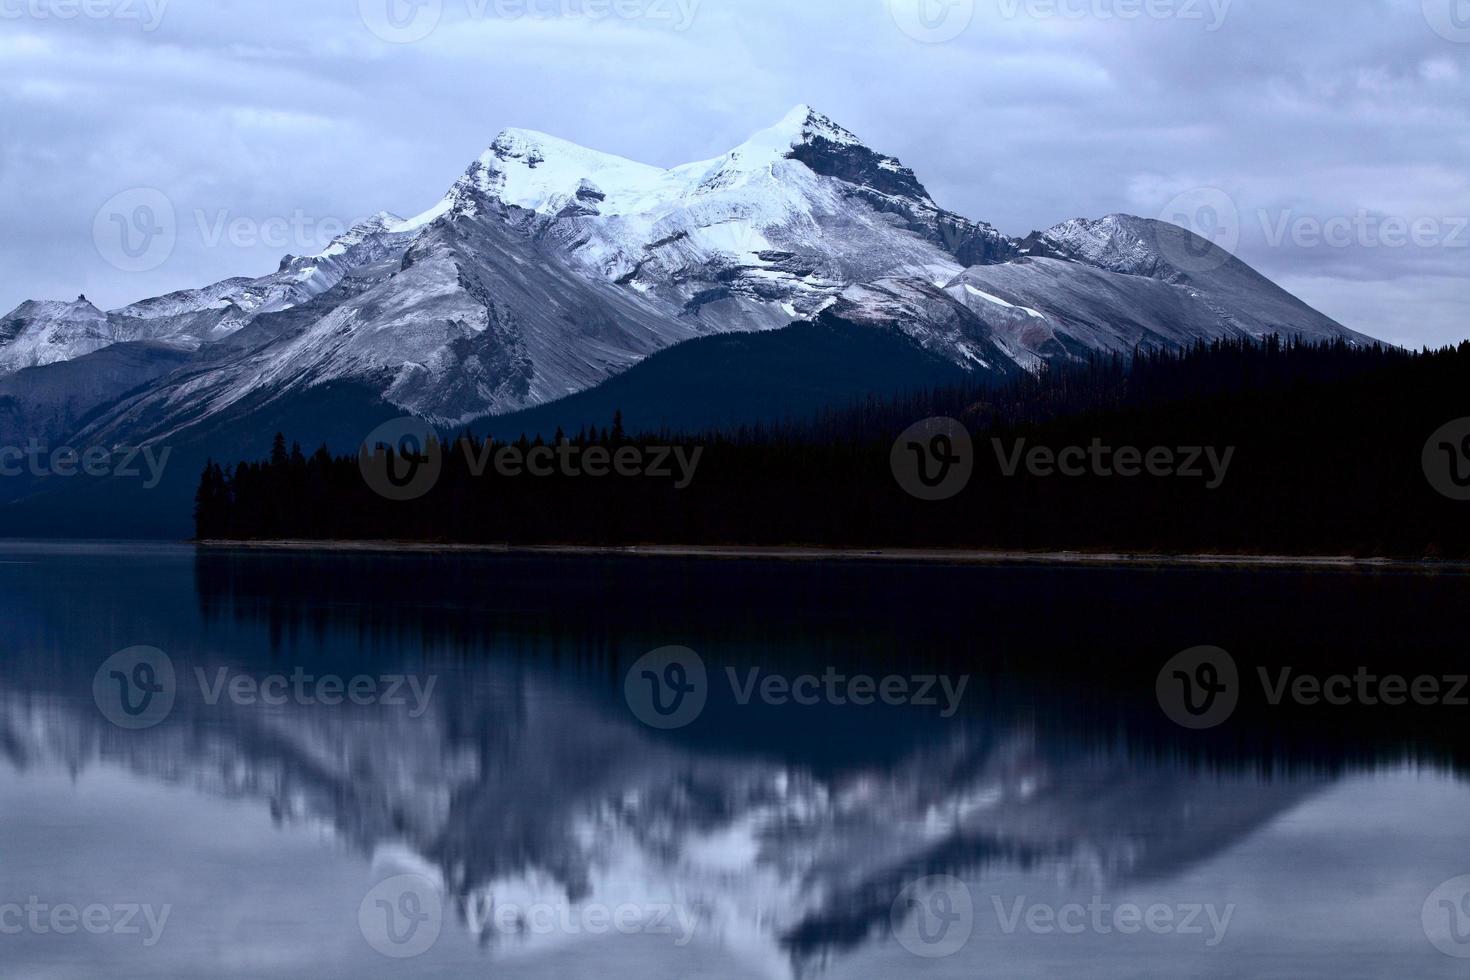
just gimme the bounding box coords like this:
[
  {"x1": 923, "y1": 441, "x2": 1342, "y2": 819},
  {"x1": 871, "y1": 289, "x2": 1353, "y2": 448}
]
[{"x1": 192, "y1": 540, "x2": 1463, "y2": 571}]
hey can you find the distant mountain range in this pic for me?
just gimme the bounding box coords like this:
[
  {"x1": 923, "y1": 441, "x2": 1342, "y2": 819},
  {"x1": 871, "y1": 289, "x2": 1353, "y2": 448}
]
[
  {"x1": 0, "y1": 105, "x2": 1381, "y2": 536},
  {"x1": 2, "y1": 105, "x2": 1370, "y2": 451}
]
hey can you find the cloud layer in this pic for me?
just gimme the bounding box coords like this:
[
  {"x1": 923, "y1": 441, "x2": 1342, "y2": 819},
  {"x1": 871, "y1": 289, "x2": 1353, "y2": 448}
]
[{"x1": 1, "y1": 0, "x2": 1466, "y2": 347}]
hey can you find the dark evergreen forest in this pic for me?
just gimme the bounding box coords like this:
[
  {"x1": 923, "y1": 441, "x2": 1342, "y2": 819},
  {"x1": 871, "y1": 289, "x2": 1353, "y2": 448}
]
[{"x1": 196, "y1": 336, "x2": 1470, "y2": 557}]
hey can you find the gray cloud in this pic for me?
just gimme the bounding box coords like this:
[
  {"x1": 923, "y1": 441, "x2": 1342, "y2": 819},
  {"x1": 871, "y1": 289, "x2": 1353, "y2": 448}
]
[{"x1": 0, "y1": 0, "x2": 1465, "y2": 345}]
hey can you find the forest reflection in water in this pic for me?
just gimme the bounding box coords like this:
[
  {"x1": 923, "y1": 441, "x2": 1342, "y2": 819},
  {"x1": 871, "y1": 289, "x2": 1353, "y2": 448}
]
[{"x1": 1, "y1": 544, "x2": 1467, "y2": 978}]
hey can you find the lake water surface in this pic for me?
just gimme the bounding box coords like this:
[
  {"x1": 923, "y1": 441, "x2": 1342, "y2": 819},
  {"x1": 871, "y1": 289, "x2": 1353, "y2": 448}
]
[{"x1": 2, "y1": 542, "x2": 1469, "y2": 978}]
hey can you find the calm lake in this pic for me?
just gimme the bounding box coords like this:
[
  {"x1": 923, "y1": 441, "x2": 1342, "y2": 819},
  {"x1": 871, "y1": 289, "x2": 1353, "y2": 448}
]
[{"x1": 2, "y1": 542, "x2": 1469, "y2": 978}]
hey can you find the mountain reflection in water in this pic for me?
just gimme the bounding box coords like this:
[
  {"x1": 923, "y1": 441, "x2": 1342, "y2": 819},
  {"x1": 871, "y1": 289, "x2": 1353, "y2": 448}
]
[{"x1": 1, "y1": 544, "x2": 1467, "y2": 979}]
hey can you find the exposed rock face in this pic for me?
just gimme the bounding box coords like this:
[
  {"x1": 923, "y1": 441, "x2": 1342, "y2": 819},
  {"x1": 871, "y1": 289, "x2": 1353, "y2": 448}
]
[{"x1": 1, "y1": 106, "x2": 1369, "y2": 447}]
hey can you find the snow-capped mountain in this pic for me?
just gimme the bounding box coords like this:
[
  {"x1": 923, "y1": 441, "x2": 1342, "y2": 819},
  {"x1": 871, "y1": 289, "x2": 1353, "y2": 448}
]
[
  {"x1": 0, "y1": 106, "x2": 1373, "y2": 446},
  {"x1": 447, "y1": 105, "x2": 1011, "y2": 330},
  {"x1": 0, "y1": 297, "x2": 133, "y2": 374}
]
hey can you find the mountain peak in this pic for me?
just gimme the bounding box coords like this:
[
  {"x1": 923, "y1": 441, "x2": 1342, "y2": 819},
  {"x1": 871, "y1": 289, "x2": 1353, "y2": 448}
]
[
  {"x1": 1038, "y1": 213, "x2": 1238, "y2": 282},
  {"x1": 488, "y1": 127, "x2": 580, "y2": 159},
  {"x1": 441, "y1": 127, "x2": 664, "y2": 218},
  {"x1": 737, "y1": 105, "x2": 864, "y2": 159},
  {"x1": 313, "y1": 210, "x2": 410, "y2": 260},
  {"x1": 758, "y1": 107, "x2": 935, "y2": 209},
  {"x1": 5, "y1": 295, "x2": 105, "y2": 320},
  {"x1": 775, "y1": 104, "x2": 862, "y2": 147},
  {"x1": 441, "y1": 108, "x2": 892, "y2": 222},
  {"x1": 0, "y1": 295, "x2": 113, "y2": 374}
]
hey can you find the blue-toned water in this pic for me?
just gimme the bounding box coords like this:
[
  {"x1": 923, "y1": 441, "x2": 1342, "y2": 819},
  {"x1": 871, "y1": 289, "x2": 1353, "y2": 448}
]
[{"x1": 2, "y1": 542, "x2": 1468, "y2": 978}]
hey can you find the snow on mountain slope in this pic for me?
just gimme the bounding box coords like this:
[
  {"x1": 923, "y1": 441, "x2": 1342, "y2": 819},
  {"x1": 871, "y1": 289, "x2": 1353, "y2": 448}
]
[
  {"x1": 111, "y1": 276, "x2": 257, "y2": 322},
  {"x1": 0, "y1": 212, "x2": 427, "y2": 382},
  {"x1": 73, "y1": 200, "x2": 707, "y2": 443},
  {"x1": 109, "y1": 211, "x2": 427, "y2": 346},
  {"x1": 823, "y1": 277, "x2": 1022, "y2": 372},
  {"x1": 946, "y1": 215, "x2": 1373, "y2": 364},
  {"x1": 0, "y1": 297, "x2": 123, "y2": 373},
  {"x1": 2, "y1": 106, "x2": 1374, "y2": 446},
  {"x1": 52, "y1": 107, "x2": 1030, "y2": 439},
  {"x1": 1033, "y1": 214, "x2": 1184, "y2": 279},
  {"x1": 430, "y1": 104, "x2": 1007, "y2": 333}
]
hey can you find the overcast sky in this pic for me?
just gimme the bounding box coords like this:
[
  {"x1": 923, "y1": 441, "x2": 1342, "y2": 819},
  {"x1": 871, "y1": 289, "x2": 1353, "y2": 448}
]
[{"x1": 1, "y1": 0, "x2": 1466, "y2": 348}]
